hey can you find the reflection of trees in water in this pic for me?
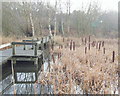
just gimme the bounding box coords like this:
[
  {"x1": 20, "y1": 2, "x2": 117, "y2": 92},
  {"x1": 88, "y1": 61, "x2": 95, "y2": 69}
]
[
  {"x1": 1, "y1": 73, "x2": 35, "y2": 94},
  {"x1": 15, "y1": 72, "x2": 35, "y2": 94},
  {"x1": 1, "y1": 60, "x2": 52, "y2": 94},
  {"x1": 17, "y1": 73, "x2": 35, "y2": 82},
  {"x1": 16, "y1": 84, "x2": 34, "y2": 94},
  {"x1": 2, "y1": 72, "x2": 53, "y2": 94}
]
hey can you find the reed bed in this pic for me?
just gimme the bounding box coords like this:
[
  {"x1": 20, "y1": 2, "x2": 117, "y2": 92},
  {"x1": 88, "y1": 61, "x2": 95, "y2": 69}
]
[{"x1": 38, "y1": 36, "x2": 118, "y2": 94}]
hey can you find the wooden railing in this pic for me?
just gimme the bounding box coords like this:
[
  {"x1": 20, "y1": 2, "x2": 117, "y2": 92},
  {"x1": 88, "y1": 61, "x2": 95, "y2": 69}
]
[{"x1": 11, "y1": 35, "x2": 52, "y2": 56}]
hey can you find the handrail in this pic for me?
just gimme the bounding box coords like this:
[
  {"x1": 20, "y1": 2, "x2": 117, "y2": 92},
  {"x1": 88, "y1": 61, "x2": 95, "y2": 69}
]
[
  {"x1": 11, "y1": 42, "x2": 38, "y2": 45},
  {"x1": 0, "y1": 43, "x2": 11, "y2": 49},
  {"x1": 22, "y1": 40, "x2": 38, "y2": 42}
]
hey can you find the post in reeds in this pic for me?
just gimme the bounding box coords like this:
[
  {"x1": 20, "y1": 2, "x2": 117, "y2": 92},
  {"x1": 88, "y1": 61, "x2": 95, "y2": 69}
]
[
  {"x1": 52, "y1": 54, "x2": 55, "y2": 63},
  {"x1": 89, "y1": 35, "x2": 90, "y2": 43},
  {"x1": 63, "y1": 37, "x2": 64, "y2": 42},
  {"x1": 70, "y1": 40, "x2": 72, "y2": 50},
  {"x1": 112, "y1": 51, "x2": 115, "y2": 62},
  {"x1": 103, "y1": 48, "x2": 105, "y2": 54},
  {"x1": 88, "y1": 43, "x2": 90, "y2": 50},
  {"x1": 96, "y1": 42, "x2": 98, "y2": 49},
  {"x1": 98, "y1": 42, "x2": 101, "y2": 51},
  {"x1": 73, "y1": 41, "x2": 75, "y2": 51},
  {"x1": 82, "y1": 38, "x2": 83, "y2": 43},
  {"x1": 58, "y1": 53, "x2": 60, "y2": 59},
  {"x1": 60, "y1": 52, "x2": 62, "y2": 57},
  {"x1": 92, "y1": 41, "x2": 96, "y2": 47},
  {"x1": 102, "y1": 41, "x2": 104, "y2": 47},
  {"x1": 85, "y1": 47, "x2": 87, "y2": 54}
]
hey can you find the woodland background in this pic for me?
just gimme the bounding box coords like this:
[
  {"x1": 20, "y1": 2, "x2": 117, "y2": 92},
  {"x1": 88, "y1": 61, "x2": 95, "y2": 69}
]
[{"x1": 1, "y1": 1, "x2": 118, "y2": 39}]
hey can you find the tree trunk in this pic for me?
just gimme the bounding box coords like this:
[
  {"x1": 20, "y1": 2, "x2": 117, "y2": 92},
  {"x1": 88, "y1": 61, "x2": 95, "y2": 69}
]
[
  {"x1": 54, "y1": 0, "x2": 57, "y2": 36},
  {"x1": 29, "y1": 12, "x2": 35, "y2": 37}
]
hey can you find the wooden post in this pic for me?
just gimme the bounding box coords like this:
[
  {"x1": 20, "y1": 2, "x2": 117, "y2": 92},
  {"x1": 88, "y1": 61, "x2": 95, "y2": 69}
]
[
  {"x1": 48, "y1": 41, "x2": 51, "y2": 72},
  {"x1": 82, "y1": 38, "x2": 83, "y2": 43},
  {"x1": 12, "y1": 44, "x2": 16, "y2": 55},
  {"x1": 32, "y1": 39, "x2": 34, "y2": 49},
  {"x1": 70, "y1": 40, "x2": 72, "y2": 50},
  {"x1": 41, "y1": 38, "x2": 44, "y2": 50},
  {"x1": 112, "y1": 51, "x2": 115, "y2": 62},
  {"x1": 52, "y1": 54, "x2": 55, "y2": 63},
  {"x1": 59, "y1": 52, "x2": 61, "y2": 58},
  {"x1": 11, "y1": 60, "x2": 16, "y2": 95},
  {"x1": 96, "y1": 42, "x2": 98, "y2": 49},
  {"x1": 88, "y1": 43, "x2": 90, "y2": 50},
  {"x1": 92, "y1": 41, "x2": 95, "y2": 47},
  {"x1": 35, "y1": 58, "x2": 38, "y2": 69},
  {"x1": 48, "y1": 57, "x2": 50, "y2": 72},
  {"x1": 103, "y1": 48, "x2": 105, "y2": 54},
  {"x1": 34, "y1": 44, "x2": 37, "y2": 56},
  {"x1": 98, "y1": 42, "x2": 101, "y2": 51},
  {"x1": 58, "y1": 53, "x2": 60, "y2": 59},
  {"x1": 85, "y1": 47, "x2": 87, "y2": 54},
  {"x1": 73, "y1": 41, "x2": 75, "y2": 51},
  {"x1": 102, "y1": 41, "x2": 104, "y2": 47},
  {"x1": 60, "y1": 52, "x2": 62, "y2": 57},
  {"x1": 63, "y1": 38, "x2": 64, "y2": 42},
  {"x1": 23, "y1": 41, "x2": 26, "y2": 50},
  {"x1": 89, "y1": 35, "x2": 90, "y2": 43}
]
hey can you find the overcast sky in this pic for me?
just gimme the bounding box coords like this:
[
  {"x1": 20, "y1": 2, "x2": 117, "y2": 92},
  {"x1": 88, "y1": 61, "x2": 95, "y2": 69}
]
[
  {"x1": 48, "y1": 0, "x2": 119, "y2": 12},
  {"x1": 2, "y1": 0, "x2": 119, "y2": 12}
]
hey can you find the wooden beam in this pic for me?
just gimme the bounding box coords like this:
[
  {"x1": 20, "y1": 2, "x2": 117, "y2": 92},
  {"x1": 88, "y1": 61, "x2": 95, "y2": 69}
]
[
  {"x1": 0, "y1": 43, "x2": 11, "y2": 49},
  {"x1": 12, "y1": 42, "x2": 37, "y2": 45}
]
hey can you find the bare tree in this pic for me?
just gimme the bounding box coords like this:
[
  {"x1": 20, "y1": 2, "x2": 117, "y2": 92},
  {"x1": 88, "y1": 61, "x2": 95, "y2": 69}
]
[
  {"x1": 66, "y1": 0, "x2": 71, "y2": 34},
  {"x1": 54, "y1": 0, "x2": 57, "y2": 36},
  {"x1": 47, "y1": 2, "x2": 52, "y2": 36},
  {"x1": 22, "y1": 2, "x2": 35, "y2": 37}
]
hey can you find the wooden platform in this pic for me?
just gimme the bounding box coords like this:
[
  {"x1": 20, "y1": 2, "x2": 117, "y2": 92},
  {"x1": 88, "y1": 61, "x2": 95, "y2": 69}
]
[
  {"x1": 0, "y1": 45, "x2": 33, "y2": 63},
  {"x1": 0, "y1": 36, "x2": 52, "y2": 90},
  {"x1": 0, "y1": 45, "x2": 32, "y2": 80}
]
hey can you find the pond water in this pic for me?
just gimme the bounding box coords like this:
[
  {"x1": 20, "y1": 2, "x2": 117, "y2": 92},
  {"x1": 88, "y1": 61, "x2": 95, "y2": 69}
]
[{"x1": 1, "y1": 60, "x2": 53, "y2": 94}]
